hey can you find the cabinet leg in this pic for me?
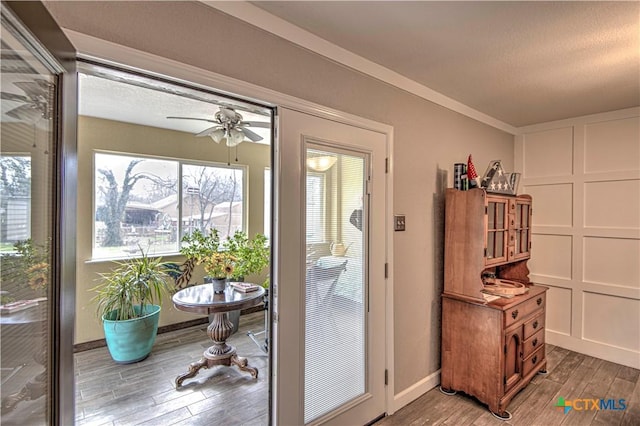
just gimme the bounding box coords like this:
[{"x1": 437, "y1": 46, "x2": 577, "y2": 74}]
[
  {"x1": 438, "y1": 385, "x2": 457, "y2": 396},
  {"x1": 491, "y1": 410, "x2": 512, "y2": 421}
]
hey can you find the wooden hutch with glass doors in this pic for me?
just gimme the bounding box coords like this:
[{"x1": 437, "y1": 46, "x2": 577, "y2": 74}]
[{"x1": 440, "y1": 188, "x2": 547, "y2": 420}]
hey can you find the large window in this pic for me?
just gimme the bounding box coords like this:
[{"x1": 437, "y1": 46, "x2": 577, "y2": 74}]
[
  {"x1": 0, "y1": 154, "x2": 31, "y2": 247},
  {"x1": 93, "y1": 152, "x2": 244, "y2": 259},
  {"x1": 306, "y1": 172, "x2": 325, "y2": 243}
]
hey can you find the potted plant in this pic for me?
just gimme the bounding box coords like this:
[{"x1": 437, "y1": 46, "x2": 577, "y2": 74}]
[
  {"x1": 92, "y1": 248, "x2": 174, "y2": 363},
  {"x1": 177, "y1": 229, "x2": 269, "y2": 332},
  {"x1": 179, "y1": 228, "x2": 232, "y2": 292},
  {"x1": 225, "y1": 231, "x2": 270, "y2": 287}
]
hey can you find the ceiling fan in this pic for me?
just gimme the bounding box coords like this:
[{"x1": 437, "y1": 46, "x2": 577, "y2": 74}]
[
  {"x1": 167, "y1": 106, "x2": 270, "y2": 147},
  {"x1": 1, "y1": 79, "x2": 53, "y2": 121}
]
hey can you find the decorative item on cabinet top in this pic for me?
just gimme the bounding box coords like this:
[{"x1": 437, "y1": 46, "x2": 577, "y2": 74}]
[{"x1": 479, "y1": 160, "x2": 520, "y2": 195}]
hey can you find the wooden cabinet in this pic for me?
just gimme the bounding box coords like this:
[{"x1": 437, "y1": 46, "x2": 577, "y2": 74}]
[{"x1": 441, "y1": 188, "x2": 546, "y2": 419}]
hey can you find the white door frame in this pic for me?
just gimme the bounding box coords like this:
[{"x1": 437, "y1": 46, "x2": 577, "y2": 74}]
[{"x1": 62, "y1": 29, "x2": 396, "y2": 420}]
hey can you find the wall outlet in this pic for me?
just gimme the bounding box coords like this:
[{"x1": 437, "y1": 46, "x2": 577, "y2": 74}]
[{"x1": 394, "y1": 215, "x2": 406, "y2": 231}]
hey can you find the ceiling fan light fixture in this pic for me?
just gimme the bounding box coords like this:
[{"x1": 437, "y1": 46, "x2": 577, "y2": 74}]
[
  {"x1": 209, "y1": 128, "x2": 226, "y2": 143},
  {"x1": 228, "y1": 128, "x2": 245, "y2": 147},
  {"x1": 307, "y1": 156, "x2": 337, "y2": 172}
]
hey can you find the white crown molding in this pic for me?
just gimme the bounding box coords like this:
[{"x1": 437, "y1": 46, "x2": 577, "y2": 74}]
[
  {"x1": 203, "y1": 1, "x2": 517, "y2": 135},
  {"x1": 516, "y1": 106, "x2": 640, "y2": 134}
]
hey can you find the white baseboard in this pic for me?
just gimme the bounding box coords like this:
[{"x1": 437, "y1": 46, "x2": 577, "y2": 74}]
[
  {"x1": 547, "y1": 330, "x2": 640, "y2": 369},
  {"x1": 392, "y1": 369, "x2": 441, "y2": 413}
]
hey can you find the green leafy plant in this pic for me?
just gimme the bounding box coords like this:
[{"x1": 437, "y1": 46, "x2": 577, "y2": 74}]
[
  {"x1": 0, "y1": 239, "x2": 50, "y2": 297},
  {"x1": 224, "y1": 231, "x2": 270, "y2": 284},
  {"x1": 92, "y1": 248, "x2": 174, "y2": 321}
]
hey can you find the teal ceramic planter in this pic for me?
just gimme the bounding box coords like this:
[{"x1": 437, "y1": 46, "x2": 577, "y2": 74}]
[{"x1": 102, "y1": 304, "x2": 161, "y2": 364}]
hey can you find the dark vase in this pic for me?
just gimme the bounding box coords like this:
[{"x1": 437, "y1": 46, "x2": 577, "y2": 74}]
[{"x1": 205, "y1": 277, "x2": 227, "y2": 293}]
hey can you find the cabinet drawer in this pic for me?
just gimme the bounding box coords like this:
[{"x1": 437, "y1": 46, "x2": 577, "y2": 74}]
[
  {"x1": 504, "y1": 292, "x2": 546, "y2": 328},
  {"x1": 523, "y1": 328, "x2": 545, "y2": 357},
  {"x1": 524, "y1": 313, "x2": 545, "y2": 339},
  {"x1": 523, "y1": 346, "x2": 545, "y2": 377}
]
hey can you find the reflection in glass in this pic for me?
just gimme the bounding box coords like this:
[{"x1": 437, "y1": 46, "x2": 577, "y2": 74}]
[
  {"x1": 0, "y1": 19, "x2": 55, "y2": 423},
  {"x1": 304, "y1": 146, "x2": 366, "y2": 423}
]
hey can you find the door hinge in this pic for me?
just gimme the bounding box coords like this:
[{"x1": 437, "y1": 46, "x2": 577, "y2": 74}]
[
  {"x1": 384, "y1": 263, "x2": 388, "y2": 278},
  {"x1": 385, "y1": 158, "x2": 389, "y2": 173},
  {"x1": 366, "y1": 178, "x2": 372, "y2": 195},
  {"x1": 504, "y1": 344, "x2": 507, "y2": 354},
  {"x1": 384, "y1": 369, "x2": 388, "y2": 385},
  {"x1": 484, "y1": 248, "x2": 487, "y2": 257}
]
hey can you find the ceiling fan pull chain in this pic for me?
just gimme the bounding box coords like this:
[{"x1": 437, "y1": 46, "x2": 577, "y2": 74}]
[
  {"x1": 227, "y1": 146, "x2": 231, "y2": 166},
  {"x1": 235, "y1": 146, "x2": 239, "y2": 162}
]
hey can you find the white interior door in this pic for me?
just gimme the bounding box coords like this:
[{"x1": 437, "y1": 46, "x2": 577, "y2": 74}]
[{"x1": 274, "y1": 107, "x2": 387, "y2": 425}]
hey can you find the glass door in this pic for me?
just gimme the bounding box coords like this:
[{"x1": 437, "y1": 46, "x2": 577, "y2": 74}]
[
  {"x1": 304, "y1": 144, "x2": 367, "y2": 423},
  {"x1": 0, "y1": 3, "x2": 76, "y2": 424},
  {"x1": 276, "y1": 107, "x2": 387, "y2": 425}
]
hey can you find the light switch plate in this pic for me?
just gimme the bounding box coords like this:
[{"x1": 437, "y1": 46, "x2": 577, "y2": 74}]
[{"x1": 394, "y1": 215, "x2": 406, "y2": 231}]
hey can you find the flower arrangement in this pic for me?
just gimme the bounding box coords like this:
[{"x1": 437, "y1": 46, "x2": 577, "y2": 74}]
[
  {"x1": 202, "y1": 251, "x2": 237, "y2": 279},
  {"x1": 176, "y1": 228, "x2": 269, "y2": 286}
]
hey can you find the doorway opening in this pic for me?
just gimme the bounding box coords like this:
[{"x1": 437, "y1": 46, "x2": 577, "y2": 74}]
[{"x1": 73, "y1": 62, "x2": 274, "y2": 425}]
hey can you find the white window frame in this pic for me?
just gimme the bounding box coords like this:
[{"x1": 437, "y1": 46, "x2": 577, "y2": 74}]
[{"x1": 92, "y1": 150, "x2": 247, "y2": 260}]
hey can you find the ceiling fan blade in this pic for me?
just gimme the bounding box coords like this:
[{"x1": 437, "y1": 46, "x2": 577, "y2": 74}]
[
  {"x1": 195, "y1": 125, "x2": 220, "y2": 137},
  {"x1": 14, "y1": 81, "x2": 48, "y2": 98},
  {"x1": 240, "y1": 127, "x2": 264, "y2": 142},
  {"x1": 1, "y1": 92, "x2": 29, "y2": 102},
  {"x1": 6, "y1": 104, "x2": 40, "y2": 121},
  {"x1": 166, "y1": 116, "x2": 217, "y2": 123},
  {"x1": 240, "y1": 120, "x2": 270, "y2": 128}
]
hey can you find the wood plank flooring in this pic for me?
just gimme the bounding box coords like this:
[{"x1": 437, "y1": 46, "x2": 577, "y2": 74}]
[
  {"x1": 74, "y1": 315, "x2": 640, "y2": 426},
  {"x1": 376, "y1": 345, "x2": 640, "y2": 426},
  {"x1": 74, "y1": 311, "x2": 269, "y2": 426}
]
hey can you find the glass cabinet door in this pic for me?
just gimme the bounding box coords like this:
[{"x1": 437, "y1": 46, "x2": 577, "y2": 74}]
[
  {"x1": 485, "y1": 197, "x2": 508, "y2": 265},
  {"x1": 512, "y1": 197, "x2": 532, "y2": 260}
]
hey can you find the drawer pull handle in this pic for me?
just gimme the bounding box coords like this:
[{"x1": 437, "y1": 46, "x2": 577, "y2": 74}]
[
  {"x1": 533, "y1": 321, "x2": 539, "y2": 329},
  {"x1": 532, "y1": 338, "x2": 538, "y2": 347},
  {"x1": 511, "y1": 310, "x2": 519, "y2": 320},
  {"x1": 532, "y1": 355, "x2": 538, "y2": 364},
  {"x1": 536, "y1": 298, "x2": 542, "y2": 306}
]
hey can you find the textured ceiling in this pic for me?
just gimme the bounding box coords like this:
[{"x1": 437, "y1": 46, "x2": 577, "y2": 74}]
[{"x1": 251, "y1": 1, "x2": 640, "y2": 127}]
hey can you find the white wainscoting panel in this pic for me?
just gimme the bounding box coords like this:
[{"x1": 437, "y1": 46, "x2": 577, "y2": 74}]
[
  {"x1": 584, "y1": 237, "x2": 640, "y2": 289},
  {"x1": 545, "y1": 285, "x2": 572, "y2": 335},
  {"x1": 525, "y1": 183, "x2": 573, "y2": 227},
  {"x1": 529, "y1": 234, "x2": 572, "y2": 280},
  {"x1": 516, "y1": 107, "x2": 640, "y2": 369},
  {"x1": 583, "y1": 292, "x2": 640, "y2": 352},
  {"x1": 584, "y1": 117, "x2": 640, "y2": 173},
  {"x1": 523, "y1": 127, "x2": 573, "y2": 178},
  {"x1": 584, "y1": 180, "x2": 640, "y2": 229}
]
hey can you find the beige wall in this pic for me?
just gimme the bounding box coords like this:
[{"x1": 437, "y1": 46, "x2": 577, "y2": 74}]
[
  {"x1": 45, "y1": 2, "x2": 514, "y2": 395},
  {"x1": 515, "y1": 107, "x2": 640, "y2": 369},
  {"x1": 75, "y1": 116, "x2": 270, "y2": 343}
]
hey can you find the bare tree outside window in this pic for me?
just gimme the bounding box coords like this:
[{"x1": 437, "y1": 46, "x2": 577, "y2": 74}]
[
  {"x1": 93, "y1": 152, "x2": 244, "y2": 260},
  {"x1": 182, "y1": 165, "x2": 243, "y2": 240},
  {"x1": 94, "y1": 153, "x2": 178, "y2": 258}
]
